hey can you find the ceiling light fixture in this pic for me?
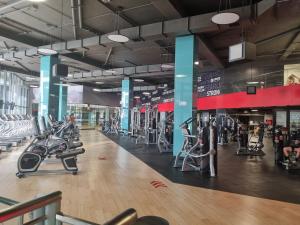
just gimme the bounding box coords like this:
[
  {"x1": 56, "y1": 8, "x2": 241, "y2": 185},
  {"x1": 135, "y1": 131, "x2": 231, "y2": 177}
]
[
  {"x1": 194, "y1": 61, "x2": 199, "y2": 65},
  {"x1": 161, "y1": 64, "x2": 174, "y2": 69},
  {"x1": 211, "y1": 0, "x2": 240, "y2": 25},
  {"x1": 142, "y1": 92, "x2": 150, "y2": 96},
  {"x1": 134, "y1": 79, "x2": 144, "y2": 82},
  {"x1": 30, "y1": 85, "x2": 39, "y2": 88},
  {"x1": 246, "y1": 81, "x2": 259, "y2": 85},
  {"x1": 134, "y1": 96, "x2": 140, "y2": 99},
  {"x1": 108, "y1": 34, "x2": 129, "y2": 43},
  {"x1": 251, "y1": 109, "x2": 258, "y2": 112},
  {"x1": 108, "y1": 7, "x2": 129, "y2": 43},
  {"x1": 96, "y1": 81, "x2": 104, "y2": 84},
  {"x1": 93, "y1": 88, "x2": 102, "y2": 92},
  {"x1": 104, "y1": 69, "x2": 117, "y2": 74},
  {"x1": 38, "y1": 48, "x2": 57, "y2": 55}
]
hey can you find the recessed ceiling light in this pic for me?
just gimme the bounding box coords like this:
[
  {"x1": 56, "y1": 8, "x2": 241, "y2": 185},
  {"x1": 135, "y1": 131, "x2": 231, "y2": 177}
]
[
  {"x1": 107, "y1": 34, "x2": 129, "y2": 43},
  {"x1": 161, "y1": 64, "x2": 174, "y2": 69},
  {"x1": 194, "y1": 61, "x2": 199, "y2": 65},
  {"x1": 30, "y1": 85, "x2": 39, "y2": 88},
  {"x1": 251, "y1": 109, "x2": 258, "y2": 112},
  {"x1": 96, "y1": 81, "x2": 104, "y2": 84},
  {"x1": 38, "y1": 48, "x2": 57, "y2": 55},
  {"x1": 142, "y1": 92, "x2": 150, "y2": 96},
  {"x1": 211, "y1": 12, "x2": 239, "y2": 25},
  {"x1": 134, "y1": 79, "x2": 144, "y2": 82}
]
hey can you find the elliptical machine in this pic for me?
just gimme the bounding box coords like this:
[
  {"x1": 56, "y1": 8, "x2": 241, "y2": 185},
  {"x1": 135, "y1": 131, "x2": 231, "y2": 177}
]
[{"x1": 16, "y1": 117, "x2": 85, "y2": 178}]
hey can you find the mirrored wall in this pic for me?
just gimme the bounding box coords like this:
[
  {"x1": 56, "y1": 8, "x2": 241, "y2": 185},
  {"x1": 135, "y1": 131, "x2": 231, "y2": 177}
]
[{"x1": 0, "y1": 71, "x2": 29, "y2": 115}]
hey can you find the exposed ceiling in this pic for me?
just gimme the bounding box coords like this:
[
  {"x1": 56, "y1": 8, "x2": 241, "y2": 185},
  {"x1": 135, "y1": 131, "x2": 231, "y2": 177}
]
[{"x1": 0, "y1": 0, "x2": 299, "y2": 90}]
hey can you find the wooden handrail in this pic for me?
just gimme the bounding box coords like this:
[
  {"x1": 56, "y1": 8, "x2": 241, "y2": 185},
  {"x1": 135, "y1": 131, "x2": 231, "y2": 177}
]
[{"x1": 0, "y1": 191, "x2": 62, "y2": 222}]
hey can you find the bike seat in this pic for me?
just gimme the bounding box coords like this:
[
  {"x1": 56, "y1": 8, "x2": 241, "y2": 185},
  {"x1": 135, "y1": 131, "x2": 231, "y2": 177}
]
[
  {"x1": 69, "y1": 141, "x2": 83, "y2": 149},
  {"x1": 56, "y1": 148, "x2": 85, "y2": 159}
]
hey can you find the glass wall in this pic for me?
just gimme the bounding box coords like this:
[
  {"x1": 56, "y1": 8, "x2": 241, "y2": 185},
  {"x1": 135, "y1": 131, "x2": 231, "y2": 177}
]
[{"x1": 0, "y1": 71, "x2": 29, "y2": 115}]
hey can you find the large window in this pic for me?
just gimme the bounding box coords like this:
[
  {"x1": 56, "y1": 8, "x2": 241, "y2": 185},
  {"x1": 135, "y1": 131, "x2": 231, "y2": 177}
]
[{"x1": 0, "y1": 71, "x2": 29, "y2": 115}]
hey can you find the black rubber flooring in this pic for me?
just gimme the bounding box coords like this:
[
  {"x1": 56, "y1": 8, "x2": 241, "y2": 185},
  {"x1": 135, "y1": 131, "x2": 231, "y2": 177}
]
[{"x1": 104, "y1": 133, "x2": 300, "y2": 205}]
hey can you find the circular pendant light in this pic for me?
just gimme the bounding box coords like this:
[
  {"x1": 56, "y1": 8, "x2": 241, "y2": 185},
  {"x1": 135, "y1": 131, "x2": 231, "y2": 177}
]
[
  {"x1": 38, "y1": 48, "x2": 58, "y2": 55},
  {"x1": 108, "y1": 34, "x2": 129, "y2": 43},
  {"x1": 211, "y1": 12, "x2": 239, "y2": 25}
]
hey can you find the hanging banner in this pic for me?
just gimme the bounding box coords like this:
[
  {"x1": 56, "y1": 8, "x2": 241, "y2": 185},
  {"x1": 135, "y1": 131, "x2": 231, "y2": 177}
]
[{"x1": 198, "y1": 70, "x2": 223, "y2": 97}]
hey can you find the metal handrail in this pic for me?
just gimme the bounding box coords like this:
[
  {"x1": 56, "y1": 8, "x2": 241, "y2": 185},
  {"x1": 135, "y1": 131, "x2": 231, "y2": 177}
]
[{"x1": 0, "y1": 191, "x2": 62, "y2": 223}]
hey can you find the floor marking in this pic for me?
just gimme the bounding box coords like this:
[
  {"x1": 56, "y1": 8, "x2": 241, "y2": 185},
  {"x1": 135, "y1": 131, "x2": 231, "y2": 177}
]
[{"x1": 150, "y1": 180, "x2": 167, "y2": 188}]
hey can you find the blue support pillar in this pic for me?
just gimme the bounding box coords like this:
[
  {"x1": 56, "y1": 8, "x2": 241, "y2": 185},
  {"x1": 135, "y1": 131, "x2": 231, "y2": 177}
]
[
  {"x1": 58, "y1": 82, "x2": 68, "y2": 121},
  {"x1": 39, "y1": 55, "x2": 60, "y2": 120},
  {"x1": 120, "y1": 78, "x2": 133, "y2": 132},
  {"x1": 173, "y1": 35, "x2": 197, "y2": 156}
]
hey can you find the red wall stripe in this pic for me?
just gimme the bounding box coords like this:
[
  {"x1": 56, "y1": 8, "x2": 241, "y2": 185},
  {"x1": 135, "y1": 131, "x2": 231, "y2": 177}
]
[
  {"x1": 138, "y1": 85, "x2": 300, "y2": 112},
  {"x1": 197, "y1": 84, "x2": 300, "y2": 110}
]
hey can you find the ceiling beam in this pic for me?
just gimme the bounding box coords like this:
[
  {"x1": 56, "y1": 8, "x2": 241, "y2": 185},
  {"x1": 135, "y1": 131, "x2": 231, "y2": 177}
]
[
  {"x1": 196, "y1": 35, "x2": 225, "y2": 69},
  {"x1": 0, "y1": 0, "x2": 26, "y2": 13},
  {"x1": 0, "y1": 62, "x2": 39, "y2": 76},
  {"x1": 1, "y1": 0, "x2": 275, "y2": 62},
  {"x1": 96, "y1": 0, "x2": 139, "y2": 26},
  {"x1": 151, "y1": 0, "x2": 183, "y2": 19},
  {"x1": 167, "y1": 0, "x2": 187, "y2": 17},
  {"x1": 280, "y1": 32, "x2": 300, "y2": 60}
]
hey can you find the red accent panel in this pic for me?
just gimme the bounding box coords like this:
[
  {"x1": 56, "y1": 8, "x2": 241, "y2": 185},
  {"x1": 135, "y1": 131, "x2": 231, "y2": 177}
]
[
  {"x1": 140, "y1": 107, "x2": 146, "y2": 113},
  {"x1": 157, "y1": 102, "x2": 174, "y2": 112},
  {"x1": 197, "y1": 85, "x2": 300, "y2": 110}
]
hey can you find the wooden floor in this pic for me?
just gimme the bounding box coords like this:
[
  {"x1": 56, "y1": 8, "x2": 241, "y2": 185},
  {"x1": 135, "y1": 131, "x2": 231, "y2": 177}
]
[{"x1": 0, "y1": 130, "x2": 300, "y2": 225}]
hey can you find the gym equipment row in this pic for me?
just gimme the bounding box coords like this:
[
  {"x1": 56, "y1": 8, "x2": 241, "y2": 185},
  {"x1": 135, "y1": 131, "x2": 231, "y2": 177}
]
[
  {"x1": 16, "y1": 115, "x2": 85, "y2": 178},
  {"x1": 0, "y1": 191, "x2": 169, "y2": 225},
  {"x1": 174, "y1": 117, "x2": 217, "y2": 177},
  {"x1": 0, "y1": 114, "x2": 34, "y2": 152}
]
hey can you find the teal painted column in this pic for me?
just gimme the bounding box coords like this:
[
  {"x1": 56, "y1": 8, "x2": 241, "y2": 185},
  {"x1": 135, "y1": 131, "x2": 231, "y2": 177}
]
[
  {"x1": 120, "y1": 78, "x2": 133, "y2": 131},
  {"x1": 39, "y1": 55, "x2": 60, "y2": 120},
  {"x1": 58, "y1": 82, "x2": 68, "y2": 121},
  {"x1": 173, "y1": 35, "x2": 197, "y2": 156}
]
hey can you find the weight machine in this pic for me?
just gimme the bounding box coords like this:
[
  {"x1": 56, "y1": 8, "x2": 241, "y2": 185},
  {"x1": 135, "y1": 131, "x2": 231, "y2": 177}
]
[
  {"x1": 131, "y1": 105, "x2": 158, "y2": 145},
  {"x1": 173, "y1": 117, "x2": 217, "y2": 177},
  {"x1": 157, "y1": 112, "x2": 173, "y2": 153},
  {"x1": 217, "y1": 114, "x2": 235, "y2": 145}
]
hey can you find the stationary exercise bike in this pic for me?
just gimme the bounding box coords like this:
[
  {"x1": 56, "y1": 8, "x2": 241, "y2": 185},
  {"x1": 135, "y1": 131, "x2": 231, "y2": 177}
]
[{"x1": 16, "y1": 117, "x2": 85, "y2": 178}]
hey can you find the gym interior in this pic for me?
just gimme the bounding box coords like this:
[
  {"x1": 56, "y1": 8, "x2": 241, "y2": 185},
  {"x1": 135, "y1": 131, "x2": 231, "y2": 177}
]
[{"x1": 0, "y1": 0, "x2": 300, "y2": 225}]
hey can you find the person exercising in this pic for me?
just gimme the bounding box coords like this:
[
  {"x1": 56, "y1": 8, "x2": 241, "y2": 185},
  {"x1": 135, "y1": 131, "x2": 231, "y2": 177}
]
[{"x1": 283, "y1": 135, "x2": 300, "y2": 160}]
